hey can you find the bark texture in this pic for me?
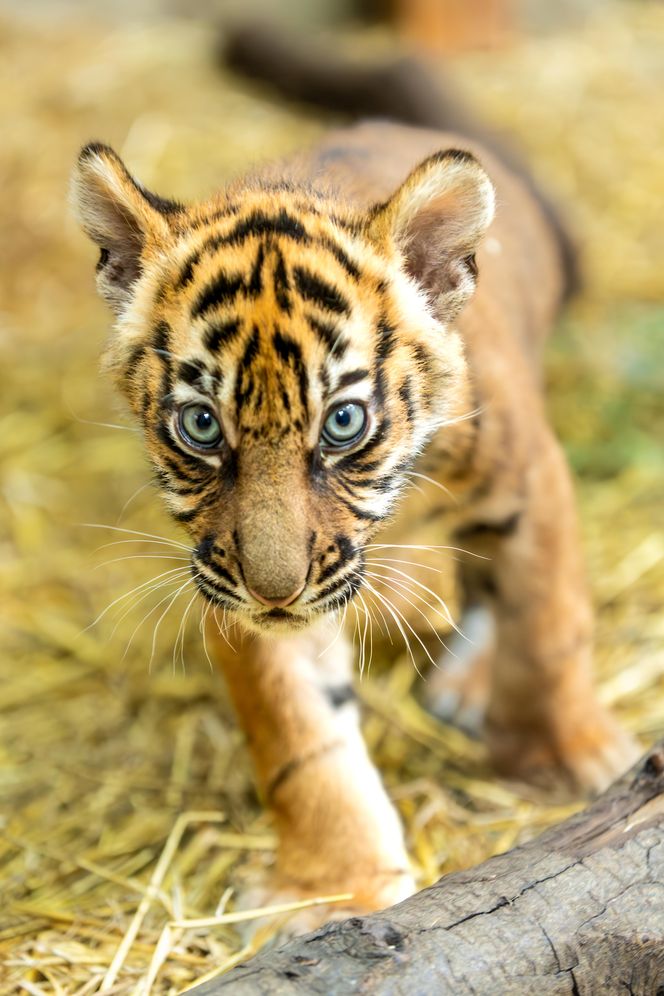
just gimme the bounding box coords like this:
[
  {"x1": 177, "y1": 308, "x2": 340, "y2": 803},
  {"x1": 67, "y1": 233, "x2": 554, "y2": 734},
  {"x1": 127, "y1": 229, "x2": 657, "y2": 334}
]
[{"x1": 189, "y1": 742, "x2": 664, "y2": 995}]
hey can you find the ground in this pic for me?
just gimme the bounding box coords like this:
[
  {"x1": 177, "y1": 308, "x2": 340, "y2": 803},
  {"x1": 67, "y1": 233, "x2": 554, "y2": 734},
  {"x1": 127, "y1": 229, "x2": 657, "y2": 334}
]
[{"x1": 0, "y1": 3, "x2": 663, "y2": 992}]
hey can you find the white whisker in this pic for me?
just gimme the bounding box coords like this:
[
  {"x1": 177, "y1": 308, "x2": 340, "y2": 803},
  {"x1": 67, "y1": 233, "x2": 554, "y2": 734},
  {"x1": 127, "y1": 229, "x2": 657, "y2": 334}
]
[
  {"x1": 81, "y1": 522, "x2": 191, "y2": 551},
  {"x1": 94, "y1": 538, "x2": 192, "y2": 554},
  {"x1": 81, "y1": 566, "x2": 192, "y2": 634},
  {"x1": 174, "y1": 588, "x2": 200, "y2": 676},
  {"x1": 357, "y1": 594, "x2": 370, "y2": 678},
  {"x1": 121, "y1": 576, "x2": 192, "y2": 665},
  {"x1": 405, "y1": 471, "x2": 455, "y2": 502},
  {"x1": 116, "y1": 482, "x2": 153, "y2": 522},
  {"x1": 317, "y1": 598, "x2": 349, "y2": 661},
  {"x1": 365, "y1": 571, "x2": 457, "y2": 661},
  {"x1": 366, "y1": 556, "x2": 445, "y2": 575},
  {"x1": 364, "y1": 573, "x2": 441, "y2": 671},
  {"x1": 65, "y1": 403, "x2": 138, "y2": 434},
  {"x1": 440, "y1": 404, "x2": 485, "y2": 428},
  {"x1": 355, "y1": 590, "x2": 376, "y2": 675},
  {"x1": 361, "y1": 578, "x2": 424, "y2": 679},
  {"x1": 212, "y1": 605, "x2": 237, "y2": 654},
  {"x1": 94, "y1": 553, "x2": 190, "y2": 570},
  {"x1": 109, "y1": 570, "x2": 192, "y2": 638},
  {"x1": 200, "y1": 601, "x2": 214, "y2": 673},
  {"x1": 360, "y1": 586, "x2": 392, "y2": 645},
  {"x1": 148, "y1": 579, "x2": 194, "y2": 672},
  {"x1": 362, "y1": 542, "x2": 487, "y2": 560},
  {"x1": 365, "y1": 562, "x2": 461, "y2": 636}
]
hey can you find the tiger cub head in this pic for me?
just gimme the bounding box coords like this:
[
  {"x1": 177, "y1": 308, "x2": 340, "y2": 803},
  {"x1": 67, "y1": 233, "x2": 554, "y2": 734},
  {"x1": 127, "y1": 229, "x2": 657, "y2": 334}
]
[{"x1": 71, "y1": 143, "x2": 494, "y2": 633}]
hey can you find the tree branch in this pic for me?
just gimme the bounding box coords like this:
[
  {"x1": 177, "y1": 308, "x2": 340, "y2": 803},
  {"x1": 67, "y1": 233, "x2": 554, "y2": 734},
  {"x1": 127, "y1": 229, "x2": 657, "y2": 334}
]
[{"x1": 188, "y1": 742, "x2": 664, "y2": 995}]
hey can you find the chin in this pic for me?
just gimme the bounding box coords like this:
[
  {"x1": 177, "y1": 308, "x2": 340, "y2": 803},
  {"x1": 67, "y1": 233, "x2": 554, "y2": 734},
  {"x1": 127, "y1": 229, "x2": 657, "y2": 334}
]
[
  {"x1": 203, "y1": 599, "x2": 323, "y2": 637},
  {"x1": 244, "y1": 610, "x2": 315, "y2": 635}
]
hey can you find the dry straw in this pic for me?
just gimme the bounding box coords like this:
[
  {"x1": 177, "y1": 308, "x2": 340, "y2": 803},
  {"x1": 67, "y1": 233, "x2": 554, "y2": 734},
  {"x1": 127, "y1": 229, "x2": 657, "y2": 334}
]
[{"x1": 1, "y1": 3, "x2": 663, "y2": 993}]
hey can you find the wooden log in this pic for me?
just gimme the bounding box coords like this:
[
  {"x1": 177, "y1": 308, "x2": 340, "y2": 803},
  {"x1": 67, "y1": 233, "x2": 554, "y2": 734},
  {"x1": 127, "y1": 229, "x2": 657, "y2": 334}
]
[{"x1": 188, "y1": 741, "x2": 664, "y2": 994}]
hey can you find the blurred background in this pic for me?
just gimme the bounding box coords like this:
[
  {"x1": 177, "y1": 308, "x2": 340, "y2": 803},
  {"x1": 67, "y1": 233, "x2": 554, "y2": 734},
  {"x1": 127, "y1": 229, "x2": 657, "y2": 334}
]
[{"x1": 1, "y1": 0, "x2": 662, "y2": 991}]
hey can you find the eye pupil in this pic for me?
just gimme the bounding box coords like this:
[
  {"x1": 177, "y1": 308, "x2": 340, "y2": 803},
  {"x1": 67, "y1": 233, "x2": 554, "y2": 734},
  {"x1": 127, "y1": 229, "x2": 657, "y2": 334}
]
[{"x1": 335, "y1": 409, "x2": 351, "y2": 427}]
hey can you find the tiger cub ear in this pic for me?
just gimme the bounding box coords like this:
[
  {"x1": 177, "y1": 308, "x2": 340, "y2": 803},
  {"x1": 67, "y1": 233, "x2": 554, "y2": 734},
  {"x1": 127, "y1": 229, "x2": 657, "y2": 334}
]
[
  {"x1": 367, "y1": 149, "x2": 495, "y2": 319},
  {"x1": 70, "y1": 143, "x2": 181, "y2": 314}
]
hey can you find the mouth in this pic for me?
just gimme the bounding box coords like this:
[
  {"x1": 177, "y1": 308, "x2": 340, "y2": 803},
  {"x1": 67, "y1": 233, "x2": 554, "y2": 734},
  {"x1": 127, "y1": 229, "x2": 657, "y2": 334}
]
[{"x1": 192, "y1": 560, "x2": 363, "y2": 633}]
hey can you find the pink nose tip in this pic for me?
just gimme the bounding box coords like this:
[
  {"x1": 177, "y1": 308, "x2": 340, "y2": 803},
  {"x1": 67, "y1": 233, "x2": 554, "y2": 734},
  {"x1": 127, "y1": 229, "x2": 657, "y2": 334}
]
[{"x1": 247, "y1": 582, "x2": 305, "y2": 609}]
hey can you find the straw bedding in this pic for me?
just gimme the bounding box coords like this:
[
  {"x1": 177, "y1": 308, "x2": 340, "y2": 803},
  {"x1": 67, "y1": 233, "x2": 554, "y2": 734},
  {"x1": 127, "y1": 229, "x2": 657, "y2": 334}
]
[{"x1": 0, "y1": 4, "x2": 662, "y2": 992}]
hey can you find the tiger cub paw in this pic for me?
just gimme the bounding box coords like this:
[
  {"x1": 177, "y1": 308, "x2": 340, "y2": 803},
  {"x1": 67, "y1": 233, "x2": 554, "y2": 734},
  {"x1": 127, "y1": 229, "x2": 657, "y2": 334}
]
[
  {"x1": 235, "y1": 869, "x2": 415, "y2": 942},
  {"x1": 488, "y1": 707, "x2": 641, "y2": 796}
]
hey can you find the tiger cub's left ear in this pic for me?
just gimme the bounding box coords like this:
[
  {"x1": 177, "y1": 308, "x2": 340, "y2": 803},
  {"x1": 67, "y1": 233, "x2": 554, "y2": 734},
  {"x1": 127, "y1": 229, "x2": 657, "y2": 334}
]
[
  {"x1": 70, "y1": 143, "x2": 181, "y2": 314},
  {"x1": 367, "y1": 149, "x2": 495, "y2": 319}
]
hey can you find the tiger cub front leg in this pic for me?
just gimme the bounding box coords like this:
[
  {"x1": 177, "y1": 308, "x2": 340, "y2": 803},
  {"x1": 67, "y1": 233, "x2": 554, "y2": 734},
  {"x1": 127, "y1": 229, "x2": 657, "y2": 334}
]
[{"x1": 207, "y1": 617, "x2": 414, "y2": 926}]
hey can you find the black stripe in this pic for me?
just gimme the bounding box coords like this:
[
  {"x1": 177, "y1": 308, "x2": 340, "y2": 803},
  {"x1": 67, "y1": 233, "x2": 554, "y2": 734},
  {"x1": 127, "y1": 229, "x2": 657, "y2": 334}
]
[
  {"x1": 174, "y1": 249, "x2": 201, "y2": 291},
  {"x1": 273, "y1": 329, "x2": 309, "y2": 416},
  {"x1": 376, "y1": 317, "x2": 397, "y2": 362},
  {"x1": 329, "y1": 214, "x2": 363, "y2": 235},
  {"x1": 167, "y1": 479, "x2": 212, "y2": 497},
  {"x1": 412, "y1": 342, "x2": 434, "y2": 371},
  {"x1": 177, "y1": 359, "x2": 207, "y2": 387},
  {"x1": 333, "y1": 419, "x2": 390, "y2": 470},
  {"x1": 316, "y1": 568, "x2": 359, "y2": 602},
  {"x1": 153, "y1": 320, "x2": 172, "y2": 356},
  {"x1": 266, "y1": 739, "x2": 344, "y2": 801},
  {"x1": 172, "y1": 504, "x2": 203, "y2": 523},
  {"x1": 294, "y1": 267, "x2": 350, "y2": 316},
  {"x1": 306, "y1": 314, "x2": 346, "y2": 357},
  {"x1": 246, "y1": 242, "x2": 265, "y2": 297},
  {"x1": 204, "y1": 319, "x2": 241, "y2": 353},
  {"x1": 345, "y1": 471, "x2": 398, "y2": 493},
  {"x1": 124, "y1": 343, "x2": 146, "y2": 382},
  {"x1": 336, "y1": 495, "x2": 386, "y2": 522},
  {"x1": 192, "y1": 272, "x2": 243, "y2": 319},
  {"x1": 155, "y1": 424, "x2": 211, "y2": 472},
  {"x1": 234, "y1": 326, "x2": 260, "y2": 414},
  {"x1": 160, "y1": 454, "x2": 210, "y2": 483},
  {"x1": 317, "y1": 236, "x2": 360, "y2": 279},
  {"x1": 193, "y1": 573, "x2": 241, "y2": 602},
  {"x1": 279, "y1": 379, "x2": 291, "y2": 413},
  {"x1": 196, "y1": 559, "x2": 238, "y2": 588},
  {"x1": 141, "y1": 389, "x2": 153, "y2": 420},
  {"x1": 337, "y1": 368, "x2": 369, "y2": 389},
  {"x1": 189, "y1": 203, "x2": 241, "y2": 230},
  {"x1": 399, "y1": 378, "x2": 416, "y2": 423},
  {"x1": 273, "y1": 247, "x2": 291, "y2": 313},
  {"x1": 212, "y1": 208, "x2": 308, "y2": 248},
  {"x1": 317, "y1": 536, "x2": 355, "y2": 586}
]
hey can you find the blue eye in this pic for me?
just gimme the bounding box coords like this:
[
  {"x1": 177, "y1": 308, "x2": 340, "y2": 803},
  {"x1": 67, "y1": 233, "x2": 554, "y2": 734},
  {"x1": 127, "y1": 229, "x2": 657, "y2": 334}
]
[
  {"x1": 178, "y1": 403, "x2": 223, "y2": 449},
  {"x1": 321, "y1": 402, "x2": 367, "y2": 448}
]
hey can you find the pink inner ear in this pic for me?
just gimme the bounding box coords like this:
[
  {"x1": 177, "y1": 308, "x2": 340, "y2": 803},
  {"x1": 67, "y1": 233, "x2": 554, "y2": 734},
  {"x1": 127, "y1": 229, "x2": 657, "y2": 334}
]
[{"x1": 401, "y1": 207, "x2": 472, "y2": 301}]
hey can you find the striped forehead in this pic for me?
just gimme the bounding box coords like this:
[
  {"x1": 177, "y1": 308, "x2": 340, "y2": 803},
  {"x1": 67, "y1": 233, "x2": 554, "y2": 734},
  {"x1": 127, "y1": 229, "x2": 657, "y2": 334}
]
[
  {"x1": 161, "y1": 205, "x2": 385, "y2": 433},
  {"x1": 168, "y1": 195, "x2": 367, "y2": 304}
]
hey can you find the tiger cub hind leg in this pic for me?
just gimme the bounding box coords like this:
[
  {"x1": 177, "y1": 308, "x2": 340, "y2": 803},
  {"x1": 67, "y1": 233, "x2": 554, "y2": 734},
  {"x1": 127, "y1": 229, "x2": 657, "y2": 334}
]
[
  {"x1": 206, "y1": 618, "x2": 414, "y2": 934},
  {"x1": 424, "y1": 604, "x2": 494, "y2": 737},
  {"x1": 446, "y1": 424, "x2": 640, "y2": 795}
]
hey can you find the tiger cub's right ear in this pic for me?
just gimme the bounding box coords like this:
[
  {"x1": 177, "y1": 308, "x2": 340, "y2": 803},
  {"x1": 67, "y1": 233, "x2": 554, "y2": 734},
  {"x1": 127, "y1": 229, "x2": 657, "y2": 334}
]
[
  {"x1": 70, "y1": 143, "x2": 181, "y2": 314},
  {"x1": 367, "y1": 149, "x2": 495, "y2": 320}
]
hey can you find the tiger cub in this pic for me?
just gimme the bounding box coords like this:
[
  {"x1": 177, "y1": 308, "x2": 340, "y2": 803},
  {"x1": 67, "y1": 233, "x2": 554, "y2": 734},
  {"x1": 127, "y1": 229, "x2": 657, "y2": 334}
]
[{"x1": 71, "y1": 92, "x2": 638, "y2": 923}]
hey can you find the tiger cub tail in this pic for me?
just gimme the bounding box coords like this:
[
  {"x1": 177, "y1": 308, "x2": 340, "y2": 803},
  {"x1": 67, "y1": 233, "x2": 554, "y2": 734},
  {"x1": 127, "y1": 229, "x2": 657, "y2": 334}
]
[{"x1": 220, "y1": 21, "x2": 579, "y2": 302}]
